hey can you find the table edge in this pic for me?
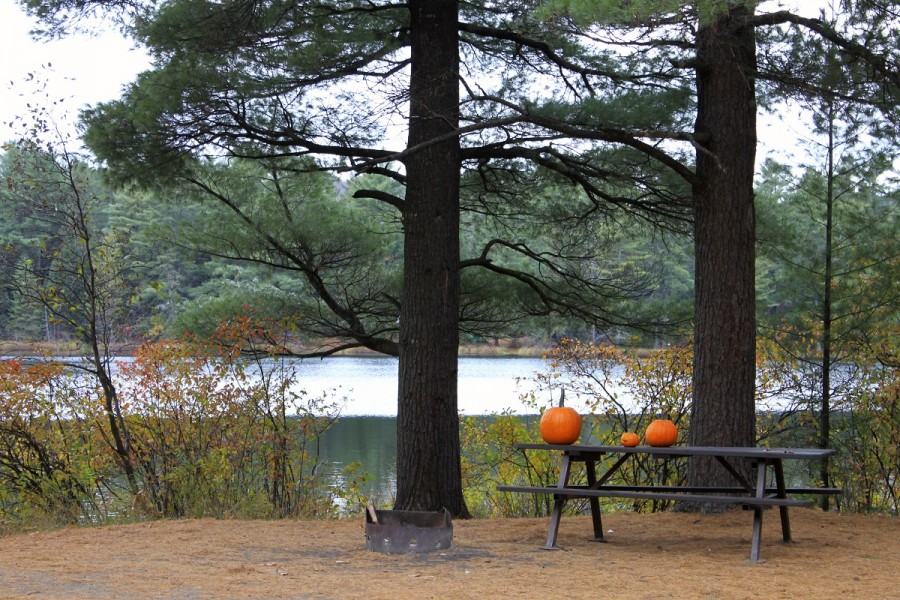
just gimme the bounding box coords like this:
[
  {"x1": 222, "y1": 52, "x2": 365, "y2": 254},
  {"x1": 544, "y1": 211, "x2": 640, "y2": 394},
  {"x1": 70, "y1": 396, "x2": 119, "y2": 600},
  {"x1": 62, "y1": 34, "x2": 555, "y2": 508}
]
[{"x1": 511, "y1": 443, "x2": 836, "y2": 459}]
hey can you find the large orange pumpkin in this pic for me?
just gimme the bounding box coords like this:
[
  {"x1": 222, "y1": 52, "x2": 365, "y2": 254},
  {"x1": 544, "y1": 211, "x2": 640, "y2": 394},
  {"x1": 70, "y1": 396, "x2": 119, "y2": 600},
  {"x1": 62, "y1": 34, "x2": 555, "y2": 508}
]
[
  {"x1": 645, "y1": 419, "x2": 678, "y2": 447},
  {"x1": 540, "y1": 392, "x2": 581, "y2": 445},
  {"x1": 620, "y1": 432, "x2": 640, "y2": 447}
]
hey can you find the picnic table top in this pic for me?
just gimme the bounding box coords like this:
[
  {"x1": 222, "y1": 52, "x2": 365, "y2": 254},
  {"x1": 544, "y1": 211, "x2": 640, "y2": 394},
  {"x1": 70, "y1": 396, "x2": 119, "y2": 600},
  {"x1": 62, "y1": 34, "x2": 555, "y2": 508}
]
[{"x1": 512, "y1": 443, "x2": 836, "y2": 460}]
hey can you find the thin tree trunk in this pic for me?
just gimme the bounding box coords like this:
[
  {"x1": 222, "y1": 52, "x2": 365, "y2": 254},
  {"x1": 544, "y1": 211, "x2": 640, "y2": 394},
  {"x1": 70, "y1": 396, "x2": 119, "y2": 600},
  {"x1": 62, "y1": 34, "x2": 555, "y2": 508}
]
[
  {"x1": 94, "y1": 342, "x2": 139, "y2": 496},
  {"x1": 394, "y1": 0, "x2": 470, "y2": 517},
  {"x1": 687, "y1": 5, "x2": 758, "y2": 511},
  {"x1": 820, "y1": 99, "x2": 835, "y2": 511}
]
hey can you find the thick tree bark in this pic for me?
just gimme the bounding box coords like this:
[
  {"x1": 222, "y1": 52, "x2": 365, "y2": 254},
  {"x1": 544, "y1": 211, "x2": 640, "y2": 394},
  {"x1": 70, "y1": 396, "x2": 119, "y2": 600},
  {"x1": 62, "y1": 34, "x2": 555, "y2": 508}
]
[
  {"x1": 687, "y1": 5, "x2": 758, "y2": 510},
  {"x1": 394, "y1": 0, "x2": 470, "y2": 517}
]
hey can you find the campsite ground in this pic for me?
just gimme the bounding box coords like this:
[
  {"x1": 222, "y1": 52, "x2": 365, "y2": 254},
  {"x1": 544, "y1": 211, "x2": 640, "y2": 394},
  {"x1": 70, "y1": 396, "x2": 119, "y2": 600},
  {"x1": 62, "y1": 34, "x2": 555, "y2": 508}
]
[{"x1": 0, "y1": 508, "x2": 895, "y2": 599}]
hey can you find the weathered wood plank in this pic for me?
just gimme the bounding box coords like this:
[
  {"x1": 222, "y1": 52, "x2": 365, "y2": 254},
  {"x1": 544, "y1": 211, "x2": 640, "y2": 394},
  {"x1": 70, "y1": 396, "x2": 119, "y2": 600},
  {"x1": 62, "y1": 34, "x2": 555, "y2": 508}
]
[
  {"x1": 495, "y1": 485, "x2": 815, "y2": 508},
  {"x1": 523, "y1": 484, "x2": 841, "y2": 495},
  {"x1": 511, "y1": 444, "x2": 836, "y2": 461}
]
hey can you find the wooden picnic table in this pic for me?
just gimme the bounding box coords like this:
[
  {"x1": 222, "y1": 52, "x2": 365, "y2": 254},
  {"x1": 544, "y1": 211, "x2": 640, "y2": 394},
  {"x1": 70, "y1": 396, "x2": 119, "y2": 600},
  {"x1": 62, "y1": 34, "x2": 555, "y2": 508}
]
[{"x1": 497, "y1": 443, "x2": 840, "y2": 561}]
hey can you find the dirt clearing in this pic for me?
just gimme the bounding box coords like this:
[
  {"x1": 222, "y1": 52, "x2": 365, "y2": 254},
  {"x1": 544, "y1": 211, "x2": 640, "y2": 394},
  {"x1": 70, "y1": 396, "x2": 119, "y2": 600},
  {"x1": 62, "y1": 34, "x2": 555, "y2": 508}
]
[{"x1": 0, "y1": 509, "x2": 896, "y2": 599}]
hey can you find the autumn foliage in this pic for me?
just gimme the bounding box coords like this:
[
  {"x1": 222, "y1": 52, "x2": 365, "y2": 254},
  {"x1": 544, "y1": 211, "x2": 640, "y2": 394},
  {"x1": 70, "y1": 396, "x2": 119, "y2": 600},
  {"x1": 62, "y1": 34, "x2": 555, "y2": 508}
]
[{"x1": 0, "y1": 315, "x2": 365, "y2": 531}]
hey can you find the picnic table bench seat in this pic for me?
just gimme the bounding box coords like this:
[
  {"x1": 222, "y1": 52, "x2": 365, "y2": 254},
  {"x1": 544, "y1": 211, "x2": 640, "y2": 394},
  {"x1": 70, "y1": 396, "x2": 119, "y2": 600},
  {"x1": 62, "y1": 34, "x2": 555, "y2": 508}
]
[{"x1": 496, "y1": 485, "x2": 824, "y2": 508}]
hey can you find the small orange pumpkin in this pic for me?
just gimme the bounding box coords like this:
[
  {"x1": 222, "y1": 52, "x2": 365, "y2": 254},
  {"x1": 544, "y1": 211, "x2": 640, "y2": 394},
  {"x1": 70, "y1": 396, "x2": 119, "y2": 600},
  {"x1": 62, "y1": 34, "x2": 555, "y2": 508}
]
[
  {"x1": 645, "y1": 418, "x2": 678, "y2": 447},
  {"x1": 620, "y1": 432, "x2": 640, "y2": 447},
  {"x1": 540, "y1": 391, "x2": 581, "y2": 445}
]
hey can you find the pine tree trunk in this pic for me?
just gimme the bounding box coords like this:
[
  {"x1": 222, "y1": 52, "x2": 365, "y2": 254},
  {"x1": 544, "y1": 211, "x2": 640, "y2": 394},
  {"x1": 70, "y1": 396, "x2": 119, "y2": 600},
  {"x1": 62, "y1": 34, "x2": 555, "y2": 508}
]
[
  {"x1": 394, "y1": 0, "x2": 470, "y2": 517},
  {"x1": 819, "y1": 100, "x2": 836, "y2": 511},
  {"x1": 687, "y1": 5, "x2": 758, "y2": 511}
]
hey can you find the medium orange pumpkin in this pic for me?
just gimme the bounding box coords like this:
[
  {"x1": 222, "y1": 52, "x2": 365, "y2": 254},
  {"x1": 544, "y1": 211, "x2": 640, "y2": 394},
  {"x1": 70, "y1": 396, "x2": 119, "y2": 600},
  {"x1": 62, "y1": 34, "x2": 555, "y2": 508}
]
[
  {"x1": 540, "y1": 391, "x2": 581, "y2": 445},
  {"x1": 620, "y1": 432, "x2": 640, "y2": 447},
  {"x1": 645, "y1": 419, "x2": 678, "y2": 447}
]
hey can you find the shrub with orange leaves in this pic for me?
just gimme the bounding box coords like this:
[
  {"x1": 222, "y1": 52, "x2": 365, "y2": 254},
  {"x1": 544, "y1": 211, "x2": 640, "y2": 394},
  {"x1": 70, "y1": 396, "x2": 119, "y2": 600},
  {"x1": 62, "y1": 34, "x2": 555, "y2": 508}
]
[{"x1": 0, "y1": 358, "x2": 105, "y2": 525}]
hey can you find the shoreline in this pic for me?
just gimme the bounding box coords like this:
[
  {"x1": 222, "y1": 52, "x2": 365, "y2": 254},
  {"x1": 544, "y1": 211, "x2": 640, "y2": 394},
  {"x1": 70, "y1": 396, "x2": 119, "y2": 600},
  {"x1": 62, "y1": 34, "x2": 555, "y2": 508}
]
[{"x1": 0, "y1": 338, "x2": 553, "y2": 359}]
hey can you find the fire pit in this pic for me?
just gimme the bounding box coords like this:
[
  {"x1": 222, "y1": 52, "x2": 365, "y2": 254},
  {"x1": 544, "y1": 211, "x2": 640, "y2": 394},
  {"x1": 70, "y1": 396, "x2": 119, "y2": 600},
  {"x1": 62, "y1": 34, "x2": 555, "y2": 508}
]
[{"x1": 364, "y1": 506, "x2": 453, "y2": 554}]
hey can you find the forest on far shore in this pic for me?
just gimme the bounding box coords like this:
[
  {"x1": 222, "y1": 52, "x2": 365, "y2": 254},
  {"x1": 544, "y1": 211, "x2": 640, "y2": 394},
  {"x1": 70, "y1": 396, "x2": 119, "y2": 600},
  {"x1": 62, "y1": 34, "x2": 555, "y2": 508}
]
[{"x1": 2, "y1": 142, "x2": 895, "y2": 357}]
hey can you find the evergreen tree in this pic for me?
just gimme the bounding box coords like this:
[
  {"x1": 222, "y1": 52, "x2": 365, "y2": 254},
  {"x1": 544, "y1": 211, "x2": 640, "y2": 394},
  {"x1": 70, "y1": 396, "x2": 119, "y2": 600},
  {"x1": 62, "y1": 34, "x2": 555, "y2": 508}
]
[
  {"x1": 537, "y1": 0, "x2": 899, "y2": 500},
  {"x1": 22, "y1": 0, "x2": 689, "y2": 515}
]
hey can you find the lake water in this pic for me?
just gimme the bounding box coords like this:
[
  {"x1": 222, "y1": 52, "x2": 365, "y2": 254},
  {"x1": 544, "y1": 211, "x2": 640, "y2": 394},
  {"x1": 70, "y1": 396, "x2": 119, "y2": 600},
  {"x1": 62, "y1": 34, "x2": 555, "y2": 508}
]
[
  {"x1": 290, "y1": 355, "x2": 635, "y2": 504},
  {"x1": 304, "y1": 355, "x2": 549, "y2": 503},
  {"x1": 291, "y1": 355, "x2": 550, "y2": 416}
]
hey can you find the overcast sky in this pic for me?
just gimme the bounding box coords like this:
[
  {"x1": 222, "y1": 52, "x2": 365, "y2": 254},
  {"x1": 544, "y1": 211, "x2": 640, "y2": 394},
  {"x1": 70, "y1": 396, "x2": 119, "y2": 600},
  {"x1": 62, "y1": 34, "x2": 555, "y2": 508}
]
[{"x1": 0, "y1": 0, "x2": 150, "y2": 145}]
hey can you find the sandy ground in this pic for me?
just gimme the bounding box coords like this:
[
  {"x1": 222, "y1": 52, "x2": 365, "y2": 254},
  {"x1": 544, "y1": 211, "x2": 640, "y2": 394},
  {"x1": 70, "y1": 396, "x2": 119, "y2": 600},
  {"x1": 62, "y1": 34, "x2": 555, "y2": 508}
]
[{"x1": 0, "y1": 509, "x2": 896, "y2": 599}]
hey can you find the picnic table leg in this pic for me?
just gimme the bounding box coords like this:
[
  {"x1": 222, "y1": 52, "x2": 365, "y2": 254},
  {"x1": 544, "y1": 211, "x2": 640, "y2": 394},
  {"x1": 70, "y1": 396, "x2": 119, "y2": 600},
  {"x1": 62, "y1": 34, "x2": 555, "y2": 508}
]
[
  {"x1": 749, "y1": 459, "x2": 768, "y2": 562},
  {"x1": 772, "y1": 459, "x2": 792, "y2": 542},
  {"x1": 545, "y1": 453, "x2": 573, "y2": 550},
  {"x1": 585, "y1": 459, "x2": 605, "y2": 542}
]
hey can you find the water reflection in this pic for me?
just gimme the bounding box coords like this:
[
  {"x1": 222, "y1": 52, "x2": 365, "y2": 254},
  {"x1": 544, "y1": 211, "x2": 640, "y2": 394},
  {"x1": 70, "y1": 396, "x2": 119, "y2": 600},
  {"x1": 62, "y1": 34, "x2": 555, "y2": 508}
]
[{"x1": 318, "y1": 416, "x2": 398, "y2": 504}]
